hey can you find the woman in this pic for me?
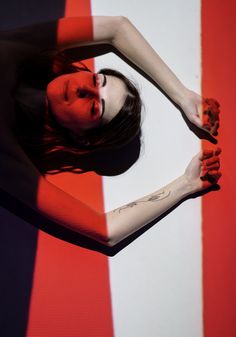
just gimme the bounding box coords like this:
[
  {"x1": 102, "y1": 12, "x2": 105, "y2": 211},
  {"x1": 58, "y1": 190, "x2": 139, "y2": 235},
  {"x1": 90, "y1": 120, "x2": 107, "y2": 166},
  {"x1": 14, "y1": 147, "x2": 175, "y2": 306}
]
[{"x1": 0, "y1": 16, "x2": 221, "y2": 247}]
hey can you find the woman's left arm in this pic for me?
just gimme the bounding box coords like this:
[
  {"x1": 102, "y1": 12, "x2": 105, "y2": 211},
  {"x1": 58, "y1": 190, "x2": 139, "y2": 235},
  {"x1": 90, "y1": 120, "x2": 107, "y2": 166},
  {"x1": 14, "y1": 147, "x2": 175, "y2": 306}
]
[
  {"x1": 56, "y1": 15, "x2": 190, "y2": 107},
  {"x1": 56, "y1": 16, "x2": 219, "y2": 136},
  {"x1": 4, "y1": 16, "x2": 219, "y2": 134},
  {"x1": 109, "y1": 17, "x2": 219, "y2": 136}
]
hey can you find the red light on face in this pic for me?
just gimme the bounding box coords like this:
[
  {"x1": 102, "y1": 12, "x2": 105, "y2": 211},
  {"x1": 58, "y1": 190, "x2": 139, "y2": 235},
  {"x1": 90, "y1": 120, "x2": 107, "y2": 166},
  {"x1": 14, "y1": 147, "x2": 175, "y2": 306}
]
[{"x1": 47, "y1": 71, "x2": 103, "y2": 132}]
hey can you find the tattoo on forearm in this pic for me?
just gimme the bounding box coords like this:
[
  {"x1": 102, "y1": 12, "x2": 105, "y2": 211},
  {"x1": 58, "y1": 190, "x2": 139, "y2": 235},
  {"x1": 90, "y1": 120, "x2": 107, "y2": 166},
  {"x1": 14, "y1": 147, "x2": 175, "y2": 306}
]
[{"x1": 114, "y1": 190, "x2": 171, "y2": 213}]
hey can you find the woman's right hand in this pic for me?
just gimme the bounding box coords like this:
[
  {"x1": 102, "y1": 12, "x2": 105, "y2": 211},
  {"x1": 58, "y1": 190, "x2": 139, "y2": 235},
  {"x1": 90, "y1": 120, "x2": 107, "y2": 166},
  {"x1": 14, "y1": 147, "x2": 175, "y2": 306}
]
[{"x1": 184, "y1": 148, "x2": 222, "y2": 193}]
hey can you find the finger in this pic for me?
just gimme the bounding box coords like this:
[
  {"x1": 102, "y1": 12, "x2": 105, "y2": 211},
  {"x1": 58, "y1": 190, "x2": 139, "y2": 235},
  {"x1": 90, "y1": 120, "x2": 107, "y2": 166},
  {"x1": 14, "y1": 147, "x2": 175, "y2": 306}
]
[
  {"x1": 202, "y1": 122, "x2": 211, "y2": 131},
  {"x1": 203, "y1": 98, "x2": 221, "y2": 111},
  {"x1": 200, "y1": 149, "x2": 214, "y2": 161},
  {"x1": 207, "y1": 162, "x2": 220, "y2": 171},
  {"x1": 201, "y1": 163, "x2": 220, "y2": 176},
  {"x1": 214, "y1": 147, "x2": 222, "y2": 156},
  {"x1": 208, "y1": 107, "x2": 220, "y2": 117},
  {"x1": 191, "y1": 115, "x2": 203, "y2": 128},
  {"x1": 209, "y1": 112, "x2": 220, "y2": 123},
  {"x1": 205, "y1": 156, "x2": 220, "y2": 166},
  {"x1": 203, "y1": 111, "x2": 219, "y2": 126},
  {"x1": 201, "y1": 171, "x2": 222, "y2": 184},
  {"x1": 202, "y1": 99, "x2": 220, "y2": 130},
  {"x1": 199, "y1": 147, "x2": 222, "y2": 161},
  {"x1": 203, "y1": 169, "x2": 220, "y2": 178},
  {"x1": 212, "y1": 121, "x2": 220, "y2": 136},
  {"x1": 207, "y1": 172, "x2": 222, "y2": 185},
  {"x1": 201, "y1": 165, "x2": 220, "y2": 177}
]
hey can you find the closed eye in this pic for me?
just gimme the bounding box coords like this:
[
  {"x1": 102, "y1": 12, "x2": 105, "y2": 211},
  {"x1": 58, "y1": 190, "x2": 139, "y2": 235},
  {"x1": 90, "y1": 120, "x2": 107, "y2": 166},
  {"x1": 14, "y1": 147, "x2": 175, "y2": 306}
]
[
  {"x1": 91, "y1": 100, "x2": 105, "y2": 118},
  {"x1": 91, "y1": 100, "x2": 96, "y2": 116},
  {"x1": 93, "y1": 74, "x2": 96, "y2": 87},
  {"x1": 101, "y1": 99, "x2": 105, "y2": 117}
]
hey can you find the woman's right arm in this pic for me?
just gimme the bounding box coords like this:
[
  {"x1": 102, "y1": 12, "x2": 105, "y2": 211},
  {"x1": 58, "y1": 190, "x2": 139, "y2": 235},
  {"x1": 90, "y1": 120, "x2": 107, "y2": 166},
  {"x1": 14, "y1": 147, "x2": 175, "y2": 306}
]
[
  {"x1": 0, "y1": 129, "x2": 108, "y2": 243},
  {"x1": 105, "y1": 148, "x2": 221, "y2": 246},
  {"x1": 0, "y1": 128, "x2": 221, "y2": 247}
]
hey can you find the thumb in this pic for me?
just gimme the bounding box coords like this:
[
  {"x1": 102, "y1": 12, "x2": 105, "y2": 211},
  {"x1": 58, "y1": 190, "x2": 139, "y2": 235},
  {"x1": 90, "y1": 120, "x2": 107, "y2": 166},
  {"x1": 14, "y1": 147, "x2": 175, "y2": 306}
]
[{"x1": 191, "y1": 114, "x2": 203, "y2": 128}]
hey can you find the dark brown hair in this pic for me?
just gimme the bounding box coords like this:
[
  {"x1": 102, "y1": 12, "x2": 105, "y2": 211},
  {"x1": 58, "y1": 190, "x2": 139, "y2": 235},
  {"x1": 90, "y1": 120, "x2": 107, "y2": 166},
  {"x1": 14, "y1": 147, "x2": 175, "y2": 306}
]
[{"x1": 15, "y1": 51, "x2": 142, "y2": 174}]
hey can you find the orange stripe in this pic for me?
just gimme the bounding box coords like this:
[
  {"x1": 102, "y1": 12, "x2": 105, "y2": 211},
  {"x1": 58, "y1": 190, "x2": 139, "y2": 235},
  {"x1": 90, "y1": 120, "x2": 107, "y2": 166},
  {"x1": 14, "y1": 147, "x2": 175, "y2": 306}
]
[
  {"x1": 65, "y1": 0, "x2": 91, "y2": 17},
  {"x1": 202, "y1": 1, "x2": 236, "y2": 336},
  {"x1": 26, "y1": 1, "x2": 114, "y2": 336}
]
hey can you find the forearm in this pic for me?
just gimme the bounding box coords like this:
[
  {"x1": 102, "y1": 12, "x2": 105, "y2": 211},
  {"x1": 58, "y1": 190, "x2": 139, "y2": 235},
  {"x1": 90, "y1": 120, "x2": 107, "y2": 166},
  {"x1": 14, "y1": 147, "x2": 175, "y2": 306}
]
[
  {"x1": 105, "y1": 175, "x2": 192, "y2": 246},
  {"x1": 0, "y1": 148, "x2": 108, "y2": 245},
  {"x1": 112, "y1": 17, "x2": 187, "y2": 105}
]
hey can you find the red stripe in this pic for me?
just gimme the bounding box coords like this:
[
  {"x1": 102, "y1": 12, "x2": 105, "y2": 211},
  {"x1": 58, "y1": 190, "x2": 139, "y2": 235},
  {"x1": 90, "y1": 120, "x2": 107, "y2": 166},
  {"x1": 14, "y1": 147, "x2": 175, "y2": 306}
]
[
  {"x1": 202, "y1": 1, "x2": 236, "y2": 336},
  {"x1": 26, "y1": 1, "x2": 114, "y2": 336}
]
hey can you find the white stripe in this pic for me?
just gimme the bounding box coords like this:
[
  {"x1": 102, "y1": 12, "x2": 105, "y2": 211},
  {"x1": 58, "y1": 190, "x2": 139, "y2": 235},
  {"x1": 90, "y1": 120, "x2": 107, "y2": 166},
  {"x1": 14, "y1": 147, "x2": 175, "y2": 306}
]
[{"x1": 92, "y1": 1, "x2": 202, "y2": 336}]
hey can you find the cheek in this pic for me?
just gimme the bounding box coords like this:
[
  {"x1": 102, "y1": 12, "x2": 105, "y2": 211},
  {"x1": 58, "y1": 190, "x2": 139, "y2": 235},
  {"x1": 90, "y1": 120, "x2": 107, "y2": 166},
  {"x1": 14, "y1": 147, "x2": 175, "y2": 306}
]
[
  {"x1": 70, "y1": 100, "x2": 90, "y2": 122},
  {"x1": 68, "y1": 102, "x2": 99, "y2": 131},
  {"x1": 71, "y1": 100, "x2": 102, "y2": 123},
  {"x1": 47, "y1": 75, "x2": 67, "y2": 101}
]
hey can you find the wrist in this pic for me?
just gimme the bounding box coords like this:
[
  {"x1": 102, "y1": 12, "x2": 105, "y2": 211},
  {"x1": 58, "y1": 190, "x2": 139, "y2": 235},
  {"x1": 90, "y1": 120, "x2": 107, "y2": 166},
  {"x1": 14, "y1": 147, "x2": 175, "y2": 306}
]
[
  {"x1": 176, "y1": 174, "x2": 196, "y2": 197},
  {"x1": 174, "y1": 86, "x2": 190, "y2": 107},
  {"x1": 181, "y1": 173, "x2": 201, "y2": 196}
]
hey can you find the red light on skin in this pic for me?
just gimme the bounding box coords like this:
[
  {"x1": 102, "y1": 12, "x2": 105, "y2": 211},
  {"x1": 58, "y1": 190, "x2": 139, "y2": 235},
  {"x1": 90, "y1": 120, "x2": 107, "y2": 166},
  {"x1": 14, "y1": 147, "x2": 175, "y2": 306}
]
[
  {"x1": 200, "y1": 148, "x2": 222, "y2": 188},
  {"x1": 57, "y1": 16, "x2": 93, "y2": 50},
  {"x1": 46, "y1": 71, "x2": 106, "y2": 132},
  {"x1": 202, "y1": 98, "x2": 220, "y2": 135},
  {"x1": 27, "y1": 6, "x2": 114, "y2": 337},
  {"x1": 36, "y1": 178, "x2": 108, "y2": 242}
]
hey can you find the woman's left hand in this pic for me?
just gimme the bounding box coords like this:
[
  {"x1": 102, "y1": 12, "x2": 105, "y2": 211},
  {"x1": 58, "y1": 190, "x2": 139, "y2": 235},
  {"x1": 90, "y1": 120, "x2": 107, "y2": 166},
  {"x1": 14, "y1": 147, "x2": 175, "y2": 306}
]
[
  {"x1": 179, "y1": 89, "x2": 220, "y2": 137},
  {"x1": 184, "y1": 147, "x2": 222, "y2": 193}
]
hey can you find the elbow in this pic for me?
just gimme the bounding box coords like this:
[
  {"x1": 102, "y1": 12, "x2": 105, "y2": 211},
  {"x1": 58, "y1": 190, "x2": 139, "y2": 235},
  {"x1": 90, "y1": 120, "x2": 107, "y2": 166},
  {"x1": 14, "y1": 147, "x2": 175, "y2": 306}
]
[
  {"x1": 98, "y1": 234, "x2": 118, "y2": 248},
  {"x1": 95, "y1": 230, "x2": 120, "y2": 247},
  {"x1": 117, "y1": 15, "x2": 130, "y2": 25},
  {"x1": 105, "y1": 238, "x2": 118, "y2": 248},
  {"x1": 111, "y1": 15, "x2": 130, "y2": 44}
]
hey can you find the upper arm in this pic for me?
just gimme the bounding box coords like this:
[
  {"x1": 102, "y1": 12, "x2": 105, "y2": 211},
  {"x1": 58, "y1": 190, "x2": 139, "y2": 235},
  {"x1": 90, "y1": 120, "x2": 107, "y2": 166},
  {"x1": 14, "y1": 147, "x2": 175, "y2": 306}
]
[
  {"x1": 2, "y1": 16, "x2": 124, "y2": 53},
  {"x1": 0, "y1": 129, "x2": 108, "y2": 244},
  {"x1": 56, "y1": 16, "x2": 124, "y2": 49}
]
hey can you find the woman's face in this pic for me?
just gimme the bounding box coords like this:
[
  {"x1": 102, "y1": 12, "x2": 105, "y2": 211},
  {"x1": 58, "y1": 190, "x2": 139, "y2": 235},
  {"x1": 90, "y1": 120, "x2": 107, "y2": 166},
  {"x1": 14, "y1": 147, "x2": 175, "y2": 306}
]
[{"x1": 46, "y1": 71, "x2": 128, "y2": 133}]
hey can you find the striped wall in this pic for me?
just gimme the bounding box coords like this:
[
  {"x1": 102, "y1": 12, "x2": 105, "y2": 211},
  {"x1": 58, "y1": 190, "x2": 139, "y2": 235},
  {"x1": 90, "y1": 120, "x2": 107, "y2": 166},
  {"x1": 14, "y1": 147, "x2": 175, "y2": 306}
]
[
  {"x1": 26, "y1": 1, "x2": 113, "y2": 337},
  {"x1": 0, "y1": 1, "x2": 235, "y2": 337},
  {"x1": 92, "y1": 1, "x2": 201, "y2": 336},
  {"x1": 202, "y1": 1, "x2": 236, "y2": 336}
]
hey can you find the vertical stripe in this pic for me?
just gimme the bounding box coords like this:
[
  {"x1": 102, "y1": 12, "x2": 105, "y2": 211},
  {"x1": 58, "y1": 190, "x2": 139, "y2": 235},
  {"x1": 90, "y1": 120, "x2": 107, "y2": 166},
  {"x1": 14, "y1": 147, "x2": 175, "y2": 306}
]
[
  {"x1": 202, "y1": 1, "x2": 236, "y2": 336},
  {"x1": 26, "y1": 1, "x2": 113, "y2": 336},
  {"x1": 92, "y1": 1, "x2": 202, "y2": 336}
]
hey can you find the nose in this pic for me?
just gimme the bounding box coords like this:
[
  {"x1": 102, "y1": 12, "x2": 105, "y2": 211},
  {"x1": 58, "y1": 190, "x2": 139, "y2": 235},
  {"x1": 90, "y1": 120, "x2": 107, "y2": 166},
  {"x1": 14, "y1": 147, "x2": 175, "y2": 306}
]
[{"x1": 77, "y1": 84, "x2": 100, "y2": 99}]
